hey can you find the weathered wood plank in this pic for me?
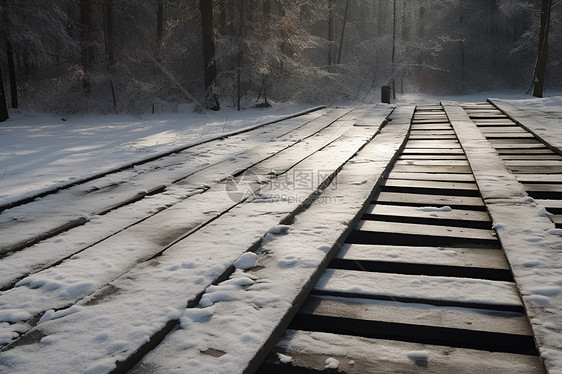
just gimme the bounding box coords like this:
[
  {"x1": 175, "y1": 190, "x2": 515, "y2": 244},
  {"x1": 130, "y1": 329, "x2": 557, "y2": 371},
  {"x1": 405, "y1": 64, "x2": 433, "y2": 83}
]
[
  {"x1": 314, "y1": 269, "x2": 522, "y2": 310},
  {"x1": 365, "y1": 204, "x2": 488, "y2": 222},
  {"x1": 356, "y1": 220, "x2": 497, "y2": 241},
  {"x1": 395, "y1": 160, "x2": 469, "y2": 166},
  {"x1": 336, "y1": 244, "x2": 508, "y2": 270},
  {"x1": 516, "y1": 174, "x2": 562, "y2": 183},
  {"x1": 265, "y1": 330, "x2": 544, "y2": 374},
  {"x1": 503, "y1": 155, "x2": 562, "y2": 160},
  {"x1": 392, "y1": 165, "x2": 472, "y2": 174},
  {"x1": 300, "y1": 295, "x2": 533, "y2": 336},
  {"x1": 484, "y1": 133, "x2": 536, "y2": 139},
  {"x1": 377, "y1": 192, "x2": 483, "y2": 207},
  {"x1": 398, "y1": 155, "x2": 468, "y2": 160},
  {"x1": 510, "y1": 166, "x2": 562, "y2": 174},
  {"x1": 402, "y1": 148, "x2": 465, "y2": 155},
  {"x1": 387, "y1": 172, "x2": 475, "y2": 182},
  {"x1": 498, "y1": 148, "x2": 555, "y2": 155},
  {"x1": 384, "y1": 179, "x2": 478, "y2": 193}
]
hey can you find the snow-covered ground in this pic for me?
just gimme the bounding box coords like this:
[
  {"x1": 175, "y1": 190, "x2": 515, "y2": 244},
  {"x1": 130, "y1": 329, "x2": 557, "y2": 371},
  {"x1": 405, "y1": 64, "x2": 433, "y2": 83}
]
[
  {"x1": 0, "y1": 104, "x2": 319, "y2": 206},
  {"x1": 1, "y1": 91, "x2": 561, "y2": 207},
  {"x1": 1, "y1": 93, "x2": 562, "y2": 373}
]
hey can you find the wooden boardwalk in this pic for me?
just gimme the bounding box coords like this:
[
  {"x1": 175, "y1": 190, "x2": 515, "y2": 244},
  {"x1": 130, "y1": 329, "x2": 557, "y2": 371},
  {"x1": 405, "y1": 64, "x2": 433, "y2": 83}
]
[{"x1": 1, "y1": 101, "x2": 561, "y2": 374}]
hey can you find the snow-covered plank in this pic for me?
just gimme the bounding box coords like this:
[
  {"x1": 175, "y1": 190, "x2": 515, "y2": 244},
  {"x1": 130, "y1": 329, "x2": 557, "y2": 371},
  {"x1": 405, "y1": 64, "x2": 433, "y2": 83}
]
[
  {"x1": 300, "y1": 295, "x2": 533, "y2": 336},
  {"x1": 391, "y1": 164, "x2": 472, "y2": 173},
  {"x1": 336, "y1": 244, "x2": 509, "y2": 270},
  {"x1": 355, "y1": 221, "x2": 497, "y2": 241},
  {"x1": 0, "y1": 107, "x2": 374, "y2": 308},
  {"x1": 264, "y1": 330, "x2": 544, "y2": 374},
  {"x1": 0, "y1": 109, "x2": 365, "y2": 287},
  {"x1": 0, "y1": 110, "x2": 335, "y2": 255},
  {"x1": 517, "y1": 174, "x2": 562, "y2": 183},
  {"x1": 377, "y1": 192, "x2": 483, "y2": 207},
  {"x1": 387, "y1": 171, "x2": 475, "y2": 182},
  {"x1": 491, "y1": 99, "x2": 562, "y2": 155},
  {"x1": 445, "y1": 104, "x2": 562, "y2": 373},
  {"x1": 365, "y1": 204, "x2": 488, "y2": 223},
  {"x1": 121, "y1": 106, "x2": 415, "y2": 374},
  {"x1": 505, "y1": 155, "x2": 562, "y2": 160},
  {"x1": 384, "y1": 179, "x2": 478, "y2": 192},
  {"x1": 0, "y1": 107, "x2": 401, "y2": 373},
  {"x1": 398, "y1": 154, "x2": 468, "y2": 160},
  {"x1": 395, "y1": 159, "x2": 469, "y2": 166},
  {"x1": 314, "y1": 269, "x2": 522, "y2": 310}
]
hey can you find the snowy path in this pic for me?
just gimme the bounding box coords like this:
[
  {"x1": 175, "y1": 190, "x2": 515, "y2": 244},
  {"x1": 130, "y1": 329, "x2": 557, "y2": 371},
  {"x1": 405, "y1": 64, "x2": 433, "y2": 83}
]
[
  {"x1": 0, "y1": 106, "x2": 394, "y2": 373},
  {"x1": 1, "y1": 100, "x2": 562, "y2": 373}
]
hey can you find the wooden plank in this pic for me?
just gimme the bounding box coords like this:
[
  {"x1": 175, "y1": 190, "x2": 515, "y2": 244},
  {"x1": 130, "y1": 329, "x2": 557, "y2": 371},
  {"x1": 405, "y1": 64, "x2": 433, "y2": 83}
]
[
  {"x1": 365, "y1": 204, "x2": 487, "y2": 222},
  {"x1": 503, "y1": 155, "x2": 562, "y2": 160},
  {"x1": 479, "y1": 127, "x2": 529, "y2": 133},
  {"x1": 498, "y1": 148, "x2": 555, "y2": 155},
  {"x1": 336, "y1": 244, "x2": 508, "y2": 270},
  {"x1": 505, "y1": 160, "x2": 562, "y2": 167},
  {"x1": 398, "y1": 154, "x2": 467, "y2": 160},
  {"x1": 491, "y1": 143, "x2": 548, "y2": 150},
  {"x1": 356, "y1": 221, "x2": 497, "y2": 241},
  {"x1": 510, "y1": 166, "x2": 562, "y2": 174},
  {"x1": 377, "y1": 192, "x2": 483, "y2": 207},
  {"x1": 388, "y1": 172, "x2": 475, "y2": 182},
  {"x1": 402, "y1": 148, "x2": 465, "y2": 155},
  {"x1": 489, "y1": 138, "x2": 544, "y2": 145},
  {"x1": 300, "y1": 295, "x2": 533, "y2": 336},
  {"x1": 522, "y1": 183, "x2": 562, "y2": 193},
  {"x1": 395, "y1": 160, "x2": 469, "y2": 166},
  {"x1": 534, "y1": 199, "x2": 562, "y2": 209},
  {"x1": 266, "y1": 330, "x2": 544, "y2": 374},
  {"x1": 409, "y1": 134, "x2": 457, "y2": 140},
  {"x1": 515, "y1": 174, "x2": 562, "y2": 183},
  {"x1": 475, "y1": 122, "x2": 521, "y2": 127},
  {"x1": 392, "y1": 165, "x2": 472, "y2": 174},
  {"x1": 484, "y1": 133, "x2": 536, "y2": 139},
  {"x1": 409, "y1": 130, "x2": 456, "y2": 135},
  {"x1": 406, "y1": 140, "x2": 461, "y2": 148},
  {"x1": 384, "y1": 179, "x2": 478, "y2": 193},
  {"x1": 411, "y1": 124, "x2": 452, "y2": 130},
  {"x1": 314, "y1": 269, "x2": 522, "y2": 310}
]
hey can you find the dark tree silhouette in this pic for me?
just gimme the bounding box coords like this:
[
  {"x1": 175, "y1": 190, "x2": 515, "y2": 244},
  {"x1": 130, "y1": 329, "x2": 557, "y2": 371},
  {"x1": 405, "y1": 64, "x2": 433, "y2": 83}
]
[
  {"x1": 533, "y1": 0, "x2": 552, "y2": 98},
  {"x1": 199, "y1": 0, "x2": 220, "y2": 111},
  {"x1": 0, "y1": 63, "x2": 8, "y2": 121}
]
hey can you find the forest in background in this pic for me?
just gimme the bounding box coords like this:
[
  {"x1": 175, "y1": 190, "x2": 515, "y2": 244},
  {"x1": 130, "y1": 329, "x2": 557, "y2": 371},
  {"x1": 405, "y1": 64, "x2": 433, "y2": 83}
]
[{"x1": 0, "y1": 0, "x2": 560, "y2": 117}]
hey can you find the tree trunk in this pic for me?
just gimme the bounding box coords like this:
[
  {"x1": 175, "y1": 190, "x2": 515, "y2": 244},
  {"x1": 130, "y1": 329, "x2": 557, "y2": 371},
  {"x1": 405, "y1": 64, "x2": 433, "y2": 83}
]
[
  {"x1": 157, "y1": 0, "x2": 164, "y2": 46},
  {"x1": 0, "y1": 63, "x2": 8, "y2": 122},
  {"x1": 337, "y1": 0, "x2": 349, "y2": 65},
  {"x1": 200, "y1": 0, "x2": 220, "y2": 110},
  {"x1": 328, "y1": 0, "x2": 333, "y2": 66},
  {"x1": 80, "y1": 0, "x2": 94, "y2": 89},
  {"x1": 1, "y1": 0, "x2": 17, "y2": 108},
  {"x1": 219, "y1": 0, "x2": 226, "y2": 34},
  {"x1": 237, "y1": 0, "x2": 245, "y2": 111},
  {"x1": 263, "y1": 0, "x2": 271, "y2": 18},
  {"x1": 391, "y1": 0, "x2": 396, "y2": 99},
  {"x1": 533, "y1": 0, "x2": 552, "y2": 98},
  {"x1": 105, "y1": 0, "x2": 115, "y2": 65}
]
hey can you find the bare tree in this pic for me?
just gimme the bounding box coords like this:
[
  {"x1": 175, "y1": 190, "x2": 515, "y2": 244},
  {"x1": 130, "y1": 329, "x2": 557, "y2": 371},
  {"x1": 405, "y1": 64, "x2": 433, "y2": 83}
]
[
  {"x1": 1, "y1": 0, "x2": 17, "y2": 108},
  {"x1": 532, "y1": 0, "x2": 552, "y2": 98},
  {"x1": 0, "y1": 63, "x2": 8, "y2": 121},
  {"x1": 200, "y1": 0, "x2": 220, "y2": 110}
]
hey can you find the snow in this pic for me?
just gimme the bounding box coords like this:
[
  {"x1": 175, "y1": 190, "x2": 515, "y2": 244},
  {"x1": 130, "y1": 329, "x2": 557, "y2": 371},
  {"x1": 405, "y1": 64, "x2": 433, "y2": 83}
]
[
  {"x1": 1, "y1": 94, "x2": 562, "y2": 373},
  {"x1": 325, "y1": 357, "x2": 340, "y2": 369},
  {"x1": 0, "y1": 105, "x2": 320, "y2": 206}
]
